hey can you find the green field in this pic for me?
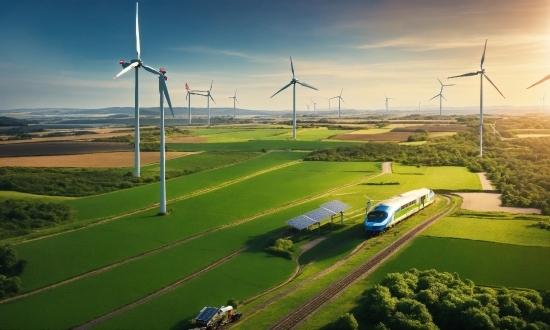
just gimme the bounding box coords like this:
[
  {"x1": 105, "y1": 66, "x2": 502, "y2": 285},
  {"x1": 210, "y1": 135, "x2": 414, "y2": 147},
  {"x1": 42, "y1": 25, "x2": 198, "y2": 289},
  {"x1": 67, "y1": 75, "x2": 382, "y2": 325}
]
[
  {"x1": 168, "y1": 139, "x2": 361, "y2": 152},
  {"x1": 422, "y1": 215, "x2": 550, "y2": 247},
  {"x1": 14, "y1": 161, "x2": 381, "y2": 292},
  {"x1": 0, "y1": 190, "x2": 75, "y2": 202},
  {"x1": 62, "y1": 151, "x2": 305, "y2": 222},
  {"x1": 366, "y1": 236, "x2": 550, "y2": 290}
]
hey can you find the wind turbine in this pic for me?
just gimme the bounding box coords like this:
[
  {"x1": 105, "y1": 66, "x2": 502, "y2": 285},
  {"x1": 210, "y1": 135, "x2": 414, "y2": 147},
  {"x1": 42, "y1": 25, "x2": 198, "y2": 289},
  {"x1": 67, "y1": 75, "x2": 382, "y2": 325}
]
[
  {"x1": 384, "y1": 93, "x2": 394, "y2": 112},
  {"x1": 327, "y1": 98, "x2": 331, "y2": 112},
  {"x1": 270, "y1": 57, "x2": 318, "y2": 139},
  {"x1": 330, "y1": 89, "x2": 345, "y2": 119},
  {"x1": 305, "y1": 102, "x2": 310, "y2": 111},
  {"x1": 185, "y1": 84, "x2": 204, "y2": 125},
  {"x1": 418, "y1": 101, "x2": 421, "y2": 111},
  {"x1": 191, "y1": 81, "x2": 216, "y2": 126},
  {"x1": 448, "y1": 39, "x2": 505, "y2": 157},
  {"x1": 228, "y1": 90, "x2": 239, "y2": 120},
  {"x1": 114, "y1": 2, "x2": 153, "y2": 178},
  {"x1": 527, "y1": 74, "x2": 550, "y2": 89},
  {"x1": 151, "y1": 68, "x2": 175, "y2": 215},
  {"x1": 429, "y1": 78, "x2": 456, "y2": 115},
  {"x1": 310, "y1": 98, "x2": 317, "y2": 115}
]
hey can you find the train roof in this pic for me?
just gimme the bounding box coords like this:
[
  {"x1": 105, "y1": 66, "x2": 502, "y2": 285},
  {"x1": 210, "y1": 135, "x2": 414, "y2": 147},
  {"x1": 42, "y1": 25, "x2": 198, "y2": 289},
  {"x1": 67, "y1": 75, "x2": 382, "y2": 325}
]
[{"x1": 374, "y1": 188, "x2": 432, "y2": 210}]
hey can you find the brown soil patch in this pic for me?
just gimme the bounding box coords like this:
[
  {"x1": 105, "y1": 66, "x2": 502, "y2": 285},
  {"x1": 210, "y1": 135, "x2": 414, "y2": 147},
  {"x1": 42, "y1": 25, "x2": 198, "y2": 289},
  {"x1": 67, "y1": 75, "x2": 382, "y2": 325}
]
[
  {"x1": 457, "y1": 193, "x2": 541, "y2": 214},
  {"x1": 331, "y1": 132, "x2": 416, "y2": 141},
  {"x1": 166, "y1": 136, "x2": 207, "y2": 143},
  {"x1": 390, "y1": 125, "x2": 468, "y2": 132},
  {"x1": 0, "y1": 142, "x2": 133, "y2": 157},
  {"x1": 0, "y1": 152, "x2": 193, "y2": 168}
]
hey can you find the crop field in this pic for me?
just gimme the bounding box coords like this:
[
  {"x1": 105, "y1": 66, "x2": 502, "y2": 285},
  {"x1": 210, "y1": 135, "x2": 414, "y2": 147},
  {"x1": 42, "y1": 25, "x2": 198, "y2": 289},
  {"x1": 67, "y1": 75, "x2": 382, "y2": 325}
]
[
  {"x1": 0, "y1": 141, "x2": 133, "y2": 157},
  {"x1": 367, "y1": 165, "x2": 481, "y2": 192},
  {"x1": 0, "y1": 190, "x2": 75, "y2": 202},
  {"x1": 0, "y1": 166, "x2": 386, "y2": 329},
  {"x1": 366, "y1": 236, "x2": 550, "y2": 290},
  {"x1": 169, "y1": 139, "x2": 361, "y2": 152},
  {"x1": 62, "y1": 151, "x2": 305, "y2": 222},
  {"x1": 0, "y1": 151, "x2": 190, "y2": 167},
  {"x1": 421, "y1": 215, "x2": 550, "y2": 247},
  {"x1": 14, "y1": 161, "x2": 381, "y2": 292},
  {"x1": 197, "y1": 128, "x2": 290, "y2": 142}
]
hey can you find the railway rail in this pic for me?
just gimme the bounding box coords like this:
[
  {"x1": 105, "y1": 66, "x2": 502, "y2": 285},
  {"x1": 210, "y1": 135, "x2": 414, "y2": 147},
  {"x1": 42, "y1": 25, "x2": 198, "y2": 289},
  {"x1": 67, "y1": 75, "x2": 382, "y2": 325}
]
[{"x1": 268, "y1": 195, "x2": 455, "y2": 330}]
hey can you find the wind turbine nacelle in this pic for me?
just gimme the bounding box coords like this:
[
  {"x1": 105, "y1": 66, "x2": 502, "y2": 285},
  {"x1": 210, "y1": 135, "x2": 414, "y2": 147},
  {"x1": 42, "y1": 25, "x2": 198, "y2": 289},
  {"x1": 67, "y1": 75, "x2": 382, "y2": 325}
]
[{"x1": 119, "y1": 60, "x2": 131, "y2": 69}]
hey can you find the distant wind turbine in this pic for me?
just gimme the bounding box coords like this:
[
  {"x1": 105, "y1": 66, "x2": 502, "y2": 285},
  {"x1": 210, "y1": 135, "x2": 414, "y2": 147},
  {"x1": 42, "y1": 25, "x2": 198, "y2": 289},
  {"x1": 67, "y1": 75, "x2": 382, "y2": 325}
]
[
  {"x1": 305, "y1": 102, "x2": 310, "y2": 111},
  {"x1": 228, "y1": 90, "x2": 239, "y2": 120},
  {"x1": 429, "y1": 78, "x2": 456, "y2": 116},
  {"x1": 114, "y1": 2, "x2": 154, "y2": 178},
  {"x1": 418, "y1": 101, "x2": 421, "y2": 111},
  {"x1": 448, "y1": 39, "x2": 505, "y2": 157},
  {"x1": 270, "y1": 57, "x2": 318, "y2": 139},
  {"x1": 326, "y1": 98, "x2": 331, "y2": 111},
  {"x1": 384, "y1": 93, "x2": 394, "y2": 112},
  {"x1": 153, "y1": 68, "x2": 175, "y2": 215},
  {"x1": 191, "y1": 81, "x2": 216, "y2": 126},
  {"x1": 527, "y1": 74, "x2": 550, "y2": 89},
  {"x1": 542, "y1": 95, "x2": 546, "y2": 112},
  {"x1": 185, "y1": 84, "x2": 204, "y2": 125},
  {"x1": 310, "y1": 98, "x2": 317, "y2": 115},
  {"x1": 330, "y1": 89, "x2": 345, "y2": 118}
]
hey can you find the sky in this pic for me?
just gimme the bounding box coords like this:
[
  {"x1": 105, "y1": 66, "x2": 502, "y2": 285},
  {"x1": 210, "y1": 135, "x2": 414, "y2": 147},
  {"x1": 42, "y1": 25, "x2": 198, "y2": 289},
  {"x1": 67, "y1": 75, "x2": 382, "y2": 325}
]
[{"x1": 0, "y1": 0, "x2": 548, "y2": 112}]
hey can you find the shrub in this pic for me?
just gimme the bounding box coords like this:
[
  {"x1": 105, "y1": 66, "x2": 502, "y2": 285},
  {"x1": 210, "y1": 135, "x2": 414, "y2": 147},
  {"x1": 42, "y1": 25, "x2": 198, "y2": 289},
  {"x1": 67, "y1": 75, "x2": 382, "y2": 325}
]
[
  {"x1": 334, "y1": 313, "x2": 359, "y2": 330},
  {"x1": 265, "y1": 238, "x2": 294, "y2": 260}
]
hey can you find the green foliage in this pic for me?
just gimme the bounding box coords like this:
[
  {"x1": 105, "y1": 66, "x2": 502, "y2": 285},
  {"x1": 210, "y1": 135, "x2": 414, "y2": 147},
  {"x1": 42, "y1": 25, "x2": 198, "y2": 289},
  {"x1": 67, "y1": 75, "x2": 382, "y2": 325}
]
[
  {"x1": 334, "y1": 313, "x2": 359, "y2": 330},
  {"x1": 227, "y1": 298, "x2": 240, "y2": 308},
  {"x1": 265, "y1": 238, "x2": 294, "y2": 259},
  {"x1": 0, "y1": 274, "x2": 21, "y2": 298},
  {"x1": 362, "y1": 269, "x2": 550, "y2": 330},
  {"x1": 407, "y1": 131, "x2": 430, "y2": 142},
  {"x1": 0, "y1": 199, "x2": 75, "y2": 239},
  {"x1": 0, "y1": 245, "x2": 25, "y2": 298}
]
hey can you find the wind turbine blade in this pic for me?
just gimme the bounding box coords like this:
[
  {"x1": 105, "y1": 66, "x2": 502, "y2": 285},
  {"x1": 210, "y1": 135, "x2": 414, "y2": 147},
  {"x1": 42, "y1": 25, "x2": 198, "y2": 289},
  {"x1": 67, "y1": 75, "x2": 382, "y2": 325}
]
[
  {"x1": 340, "y1": 97, "x2": 346, "y2": 104},
  {"x1": 160, "y1": 77, "x2": 174, "y2": 117},
  {"x1": 209, "y1": 94, "x2": 216, "y2": 104},
  {"x1": 428, "y1": 94, "x2": 439, "y2": 101},
  {"x1": 340, "y1": 88, "x2": 343, "y2": 97},
  {"x1": 136, "y1": 2, "x2": 140, "y2": 59},
  {"x1": 443, "y1": 83, "x2": 457, "y2": 87},
  {"x1": 437, "y1": 78, "x2": 443, "y2": 86},
  {"x1": 270, "y1": 82, "x2": 293, "y2": 98},
  {"x1": 186, "y1": 91, "x2": 188, "y2": 100},
  {"x1": 480, "y1": 39, "x2": 487, "y2": 69},
  {"x1": 483, "y1": 74, "x2": 505, "y2": 99},
  {"x1": 235, "y1": 98, "x2": 239, "y2": 105},
  {"x1": 142, "y1": 64, "x2": 161, "y2": 75},
  {"x1": 296, "y1": 81, "x2": 318, "y2": 91},
  {"x1": 441, "y1": 94, "x2": 447, "y2": 102},
  {"x1": 209, "y1": 80, "x2": 213, "y2": 91},
  {"x1": 448, "y1": 72, "x2": 479, "y2": 79},
  {"x1": 290, "y1": 57, "x2": 294, "y2": 79},
  {"x1": 329, "y1": 96, "x2": 338, "y2": 100},
  {"x1": 114, "y1": 62, "x2": 139, "y2": 79},
  {"x1": 527, "y1": 74, "x2": 550, "y2": 89}
]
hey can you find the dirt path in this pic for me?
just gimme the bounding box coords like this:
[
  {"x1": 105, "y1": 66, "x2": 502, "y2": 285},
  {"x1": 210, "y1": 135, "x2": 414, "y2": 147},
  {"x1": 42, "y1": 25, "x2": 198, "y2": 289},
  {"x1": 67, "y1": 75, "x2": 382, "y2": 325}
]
[
  {"x1": 457, "y1": 193, "x2": 541, "y2": 214},
  {"x1": 478, "y1": 172, "x2": 494, "y2": 190}
]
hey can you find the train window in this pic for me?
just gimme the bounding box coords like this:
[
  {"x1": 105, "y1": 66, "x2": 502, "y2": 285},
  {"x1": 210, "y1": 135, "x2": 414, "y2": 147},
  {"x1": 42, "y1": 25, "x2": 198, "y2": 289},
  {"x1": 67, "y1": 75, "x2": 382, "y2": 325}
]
[{"x1": 367, "y1": 211, "x2": 387, "y2": 223}]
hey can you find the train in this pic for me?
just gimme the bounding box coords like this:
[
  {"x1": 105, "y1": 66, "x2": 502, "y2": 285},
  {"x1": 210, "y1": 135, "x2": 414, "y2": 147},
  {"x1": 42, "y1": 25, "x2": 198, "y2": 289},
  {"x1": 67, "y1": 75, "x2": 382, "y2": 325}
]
[{"x1": 364, "y1": 188, "x2": 435, "y2": 234}]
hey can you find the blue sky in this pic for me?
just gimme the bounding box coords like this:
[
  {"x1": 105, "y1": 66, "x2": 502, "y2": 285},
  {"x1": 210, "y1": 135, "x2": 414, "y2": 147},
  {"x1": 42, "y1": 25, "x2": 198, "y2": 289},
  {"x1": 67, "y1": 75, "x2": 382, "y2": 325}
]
[{"x1": 0, "y1": 0, "x2": 548, "y2": 111}]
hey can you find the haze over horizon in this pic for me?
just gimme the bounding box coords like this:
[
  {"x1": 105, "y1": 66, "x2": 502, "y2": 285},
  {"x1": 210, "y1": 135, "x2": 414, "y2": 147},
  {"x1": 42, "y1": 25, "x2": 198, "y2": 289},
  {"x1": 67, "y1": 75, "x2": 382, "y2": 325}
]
[{"x1": 0, "y1": 0, "x2": 548, "y2": 112}]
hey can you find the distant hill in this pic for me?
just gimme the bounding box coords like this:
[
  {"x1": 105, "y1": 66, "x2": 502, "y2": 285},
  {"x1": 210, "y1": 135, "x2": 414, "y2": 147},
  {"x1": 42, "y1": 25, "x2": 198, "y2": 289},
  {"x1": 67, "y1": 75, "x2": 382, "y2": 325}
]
[{"x1": 0, "y1": 116, "x2": 36, "y2": 126}]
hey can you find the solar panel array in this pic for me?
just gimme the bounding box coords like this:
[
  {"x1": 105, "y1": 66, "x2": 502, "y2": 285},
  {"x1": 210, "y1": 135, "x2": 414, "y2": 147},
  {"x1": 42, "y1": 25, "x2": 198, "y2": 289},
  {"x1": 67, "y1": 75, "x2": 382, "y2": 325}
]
[
  {"x1": 320, "y1": 200, "x2": 351, "y2": 213},
  {"x1": 286, "y1": 200, "x2": 351, "y2": 230}
]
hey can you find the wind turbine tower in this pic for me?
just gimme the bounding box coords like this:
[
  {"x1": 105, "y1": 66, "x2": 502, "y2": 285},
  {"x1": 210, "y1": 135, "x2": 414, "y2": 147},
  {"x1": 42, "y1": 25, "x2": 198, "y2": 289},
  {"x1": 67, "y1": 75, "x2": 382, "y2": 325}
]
[
  {"x1": 271, "y1": 57, "x2": 318, "y2": 139},
  {"x1": 448, "y1": 39, "x2": 505, "y2": 157},
  {"x1": 310, "y1": 98, "x2": 317, "y2": 115},
  {"x1": 228, "y1": 90, "x2": 239, "y2": 120},
  {"x1": 191, "y1": 81, "x2": 216, "y2": 126},
  {"x1": 429, "y1": 78, "x2": 456, "y2": 116},
  {"x1": 384, "y1": 93, "x2": 394, "y2": 112},
  {"x1": 330, "y1": 89, "x2": 345, "y2": 119}
]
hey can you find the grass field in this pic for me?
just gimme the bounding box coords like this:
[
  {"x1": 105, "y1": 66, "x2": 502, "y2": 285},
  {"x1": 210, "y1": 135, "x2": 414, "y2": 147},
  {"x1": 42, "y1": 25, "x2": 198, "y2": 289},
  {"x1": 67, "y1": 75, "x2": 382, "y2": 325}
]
[
  {"x1": 421, "y1": 215, "x2": 550, "y2": 247},
  {"x1": 62, "y1": 151, "x2": 304, "y2": 223},
  {"x1": 0, "y1": 191, "x2": 75, "y2": 202},
  {"x1": 366, "y1": 236, "x2": 550, "y2": 290},
  {"x1": 14, "y1": 161, "x2": 381, "y2": 292},
  {"x1": 168, "y1": 139, "x2": 361, "y2": 152}
]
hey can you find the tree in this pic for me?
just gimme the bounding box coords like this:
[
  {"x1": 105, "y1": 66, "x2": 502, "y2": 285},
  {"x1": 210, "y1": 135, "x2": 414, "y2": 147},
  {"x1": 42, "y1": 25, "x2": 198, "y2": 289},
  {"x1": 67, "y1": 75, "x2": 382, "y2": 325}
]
[{"x1": 333, "y1": 313, "x2": 358, "y2": 330}]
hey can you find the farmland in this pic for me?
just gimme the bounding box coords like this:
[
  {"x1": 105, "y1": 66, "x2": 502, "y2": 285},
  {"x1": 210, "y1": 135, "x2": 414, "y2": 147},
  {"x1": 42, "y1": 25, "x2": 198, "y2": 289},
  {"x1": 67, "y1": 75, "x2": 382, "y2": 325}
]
[
  {"x1": 0, "y1": 141, "x2": 133, "y2": 156},
  {"x1": 0, "y1": 122, "x2": 549, "y2": 330}
]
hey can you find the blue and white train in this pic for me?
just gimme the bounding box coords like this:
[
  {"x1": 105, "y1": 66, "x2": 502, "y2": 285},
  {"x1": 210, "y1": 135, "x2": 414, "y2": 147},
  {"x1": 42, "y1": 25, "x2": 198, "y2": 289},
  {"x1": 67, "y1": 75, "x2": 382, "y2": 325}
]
[{"x1": 364, "y1": 188, "x2": 435, "y2": 234}]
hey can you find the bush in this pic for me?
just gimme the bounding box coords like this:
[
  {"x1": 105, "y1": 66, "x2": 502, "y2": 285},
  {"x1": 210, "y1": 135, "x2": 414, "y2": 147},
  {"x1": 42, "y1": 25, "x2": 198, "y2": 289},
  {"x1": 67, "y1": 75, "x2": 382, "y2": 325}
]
[
  {"x1": 227, "y1": 298, "x2": 240, "y2": 308},
  {"x1": 334, "y1": 313, "x2": 359, "y2": 330},
  {"x1": 265, "y1": 238, "x2": 294, "y2": 259}
]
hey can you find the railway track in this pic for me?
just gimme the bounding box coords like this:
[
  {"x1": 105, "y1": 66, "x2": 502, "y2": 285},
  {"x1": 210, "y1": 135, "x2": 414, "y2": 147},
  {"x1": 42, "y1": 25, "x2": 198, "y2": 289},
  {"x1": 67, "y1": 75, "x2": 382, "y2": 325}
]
[{"x1": 268, "y1": 195, "x2": 456, "y2": 330}]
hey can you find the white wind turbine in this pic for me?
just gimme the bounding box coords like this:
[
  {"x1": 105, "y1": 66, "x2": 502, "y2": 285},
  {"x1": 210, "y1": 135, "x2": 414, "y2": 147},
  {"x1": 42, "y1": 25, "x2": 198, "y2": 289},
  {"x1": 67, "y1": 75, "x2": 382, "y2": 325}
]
[
  {"x1": 152, "y1": 68, "x2": 175, "y2": 215},
  {"x1": 271, "y1": 57, "x2": 318, "y2": 139},
  {"x1": 228, "y1": 90, "x2": 239, "y2": 120},
  {"x1": 305, "y1": 102, "x2": 310, "y2": 112},
  {"x1": 310, "y1": 98, "x2": 317, "y2": 115},
  {"x1": 418, "y1": 101, "x2": 421, "y2": 111},
  {"x1": 330, "y1": 89, "x2": 345, "y2": 119},
  {"x1": 448, "y1": 39, "x2": 505, "y2": 157},
  {"x1": 384, "y1": 93, "x2": 394, "y2": 112},
  {"x1": 191, "y1": 81, "x2": 216, "y2": 126},
  {"x1": 114, "y1": 2, "x2": 155, "y2": 177},
  {"x1": 185, "y1": 84, "x2": 204, "y2": 125},
  {"x1": 327, "y1": 98, "x2": 331, "y2": 112},
  {"x1": 429, "y1": 78, "x2": 456, "y2": 116}
]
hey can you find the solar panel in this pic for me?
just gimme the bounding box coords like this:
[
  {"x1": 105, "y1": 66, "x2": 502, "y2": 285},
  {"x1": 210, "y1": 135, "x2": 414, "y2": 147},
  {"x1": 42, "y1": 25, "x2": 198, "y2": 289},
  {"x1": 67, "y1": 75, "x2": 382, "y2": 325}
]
[
  {"x1": 320, "y1": 200, "x2": 351, "y2": 213},
  {"x1": 286, "y1": 215, "x2": 317, "y2": 230},
  {"x1": 304, "y1": 208, "x2": 335, "y2": 222}
]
